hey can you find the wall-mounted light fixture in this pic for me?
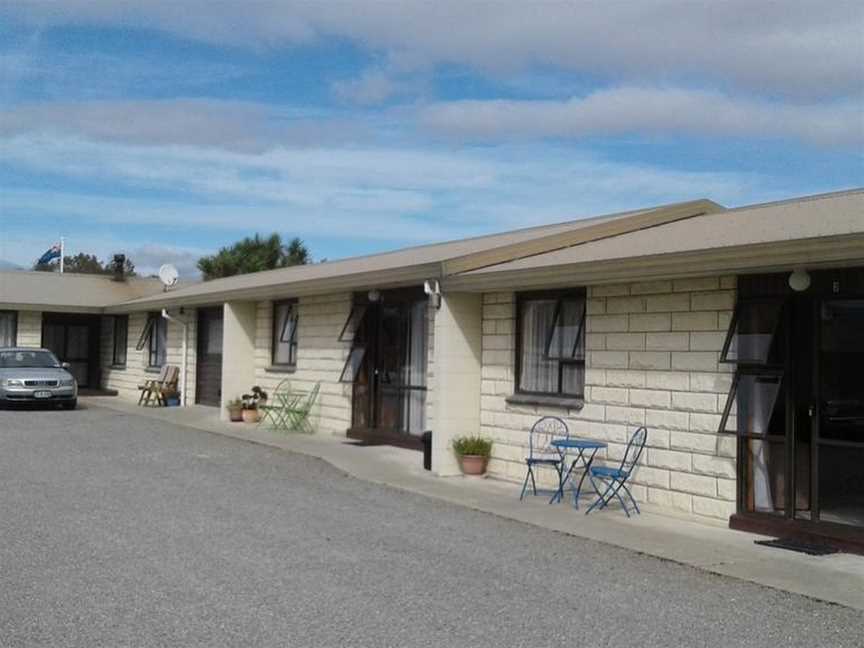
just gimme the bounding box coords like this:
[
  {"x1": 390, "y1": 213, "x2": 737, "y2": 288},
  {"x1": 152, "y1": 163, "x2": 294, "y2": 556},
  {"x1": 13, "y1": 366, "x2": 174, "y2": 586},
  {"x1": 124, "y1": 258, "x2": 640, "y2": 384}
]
[
  {"x1": 788, "y1": 268, "x2": 811, "y2": 292},
  {"x1": 367, "y1": 289, "x2": 381, "y2": 303},
  {"x1": 424, "y1": 279, "x2": 442, "y2": 309}
]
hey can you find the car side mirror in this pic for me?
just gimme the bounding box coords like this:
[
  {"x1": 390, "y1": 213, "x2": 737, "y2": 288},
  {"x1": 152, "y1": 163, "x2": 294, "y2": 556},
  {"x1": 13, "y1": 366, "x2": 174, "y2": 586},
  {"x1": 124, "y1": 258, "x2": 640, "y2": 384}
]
[{"x1": 61, "y1": 362, "x2": 72, "y2": 370}]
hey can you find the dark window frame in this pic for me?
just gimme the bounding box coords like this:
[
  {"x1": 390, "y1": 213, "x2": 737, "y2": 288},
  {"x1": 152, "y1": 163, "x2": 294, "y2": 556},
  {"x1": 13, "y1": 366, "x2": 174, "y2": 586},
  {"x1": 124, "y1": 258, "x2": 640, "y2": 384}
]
[
  {"x1": 719, "y1": 297, "x2": 785, "y2": 366},
  {"x1": 271, "y1": 299, "x2": 299, "y2": 368},
  {"x1": 0, "y1": 310, "x2": 18, "y2": 347},
  {"x1": 514, "y1": 288, "x2": 587, "y2": 399},
  {"x1": 718, "y1": 367, "x2": 785, "y2": 439},
  {"x1": 135, "y1": 313, "x2": 166, "y2": 368},
  {"x1": 111, "y1": 315, "x2": 128, "y2": 367}
]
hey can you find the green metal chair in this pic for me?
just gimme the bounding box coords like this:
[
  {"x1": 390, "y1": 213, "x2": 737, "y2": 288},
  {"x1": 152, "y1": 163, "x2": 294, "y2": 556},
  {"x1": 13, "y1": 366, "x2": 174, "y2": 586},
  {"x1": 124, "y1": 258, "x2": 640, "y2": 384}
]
[
  {"x1": 258, "y1": 378, "x2": 295, "y2": 430},
  {"x1": 285, "y1": 382, "x2": 320, "y2": 433}
]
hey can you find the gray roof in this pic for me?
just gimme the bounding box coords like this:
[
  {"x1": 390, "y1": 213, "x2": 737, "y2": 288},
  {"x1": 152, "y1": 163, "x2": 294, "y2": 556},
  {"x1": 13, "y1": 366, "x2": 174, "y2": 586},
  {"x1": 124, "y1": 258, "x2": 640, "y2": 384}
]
[
  {"x1": 108, "y1": 198, "x2": 718, "y2": 311},
  {"x1": 452, "y1": 188, "x2": 864, "y2": 290},
  {"x1": 4, "y1": 189, "x2": 860, "y2": 314},
  {"x1": 0, "y1": 271, "x2": 165, "y2": 312}
]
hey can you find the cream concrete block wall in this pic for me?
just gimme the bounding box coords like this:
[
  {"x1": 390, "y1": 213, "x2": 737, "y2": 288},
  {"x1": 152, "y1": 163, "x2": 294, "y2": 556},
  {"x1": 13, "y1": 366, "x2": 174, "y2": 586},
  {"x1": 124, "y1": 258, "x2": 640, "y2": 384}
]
[
  {"x1": 480, "y1": 276, "x2": 737, "y2": 522},
  {"x1": 222, "y1": 302, "x2": 257, "y2": 420},
  {"x1": 432, "y1": 293, "x2": 482, "y2": 476},
  {"x1": 253, "y1": 294, "x2": 353, "y2": 436},
  {"x1": 101, "y1": 310, "x2": 198, "y2": 404},
  {"x1": 15, "y1": 311, "x2": 42, "y2": 347},
  {"x1": 252, "y1": 293, "x2": 437, "y2": 438}
]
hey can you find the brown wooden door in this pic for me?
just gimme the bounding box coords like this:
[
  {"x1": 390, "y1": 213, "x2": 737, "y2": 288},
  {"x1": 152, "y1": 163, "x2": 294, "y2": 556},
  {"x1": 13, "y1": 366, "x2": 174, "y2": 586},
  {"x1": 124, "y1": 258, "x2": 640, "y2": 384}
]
[{"x1": 196, "y1": 308, "x2": 223, "y2": 406}]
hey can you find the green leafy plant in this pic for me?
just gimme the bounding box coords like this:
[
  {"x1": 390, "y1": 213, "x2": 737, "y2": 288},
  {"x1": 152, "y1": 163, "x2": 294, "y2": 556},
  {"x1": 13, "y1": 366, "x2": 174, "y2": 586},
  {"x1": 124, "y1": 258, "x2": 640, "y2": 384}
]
[
  {"x1": 452, "y1": 435, "x2": 493, "y2": 458},
  {"x1": 227, "y1": 398, "x2": 243, "y2": 410}
]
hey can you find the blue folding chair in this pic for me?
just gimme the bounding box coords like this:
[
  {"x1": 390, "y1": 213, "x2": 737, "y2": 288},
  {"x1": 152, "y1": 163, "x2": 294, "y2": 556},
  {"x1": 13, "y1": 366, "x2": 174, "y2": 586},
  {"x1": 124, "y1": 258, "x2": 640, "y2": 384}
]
[
  {"x1": 520, "y1": 417, "x2": 569, "y2": 500},
  {"x1": 586, "y1": 426, "x2": 647, "y2": 517}
]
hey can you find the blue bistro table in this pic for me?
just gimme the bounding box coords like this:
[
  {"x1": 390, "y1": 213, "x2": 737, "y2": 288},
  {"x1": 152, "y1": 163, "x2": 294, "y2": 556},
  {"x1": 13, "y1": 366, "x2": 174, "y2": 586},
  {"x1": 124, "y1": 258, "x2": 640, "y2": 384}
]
[{"x1": 550, "y1": 439, "x2": 608, "y2": 508}]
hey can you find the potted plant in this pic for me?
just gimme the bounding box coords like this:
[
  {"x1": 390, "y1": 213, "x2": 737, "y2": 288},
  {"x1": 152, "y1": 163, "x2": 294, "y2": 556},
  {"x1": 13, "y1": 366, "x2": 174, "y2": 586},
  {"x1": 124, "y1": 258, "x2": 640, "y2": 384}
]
[
  {"x1": 227, "y1": 398, "x2": 243, "y2": 422},
  {"x1": 452, "y1": 435, "x2": 493, "y2": 476},
  {"x1": 240, "y1": 386, "x2": 268, "y2": 423}
]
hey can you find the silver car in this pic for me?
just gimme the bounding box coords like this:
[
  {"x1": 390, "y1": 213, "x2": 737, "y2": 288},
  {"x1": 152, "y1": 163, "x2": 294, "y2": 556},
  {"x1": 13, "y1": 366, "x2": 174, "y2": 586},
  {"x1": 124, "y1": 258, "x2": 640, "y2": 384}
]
[{"x1": 0, "y1": 347, "x2": 78, "y2": 409}]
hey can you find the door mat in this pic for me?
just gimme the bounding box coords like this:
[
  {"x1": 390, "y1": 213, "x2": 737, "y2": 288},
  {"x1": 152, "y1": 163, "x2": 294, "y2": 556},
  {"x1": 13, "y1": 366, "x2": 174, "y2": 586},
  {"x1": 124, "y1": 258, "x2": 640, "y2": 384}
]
[{"x1": 754, "y1": 537, "x2": 839, "y2": 556}]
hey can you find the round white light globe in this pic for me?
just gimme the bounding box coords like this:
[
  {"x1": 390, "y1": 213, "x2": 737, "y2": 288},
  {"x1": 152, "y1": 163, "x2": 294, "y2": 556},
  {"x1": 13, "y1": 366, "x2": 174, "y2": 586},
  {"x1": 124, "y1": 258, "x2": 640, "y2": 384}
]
[{"x1": 788, "y1": 269, "x2": 811, "y2": 292}]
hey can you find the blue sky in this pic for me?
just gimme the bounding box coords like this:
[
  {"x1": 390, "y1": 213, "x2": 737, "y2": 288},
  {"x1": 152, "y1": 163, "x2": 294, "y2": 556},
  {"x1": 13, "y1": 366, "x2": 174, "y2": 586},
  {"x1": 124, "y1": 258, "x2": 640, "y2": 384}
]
[{"x1": 1, "y1": 2, "x2": 862, "y2": 276}]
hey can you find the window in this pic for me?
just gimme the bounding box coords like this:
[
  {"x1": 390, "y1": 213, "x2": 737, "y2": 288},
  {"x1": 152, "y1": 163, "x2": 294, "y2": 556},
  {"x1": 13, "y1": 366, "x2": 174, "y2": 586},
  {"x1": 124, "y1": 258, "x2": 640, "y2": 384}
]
[
  {"x1": 720, "y1": 298, "x2": 784, "y2": 365},
  {"x1": 112, "y1": 315, "x2": 128, "y2": 367},
  {"x1": 516, "y1": 289, "x2": 586, "y2": 398},
  {"x1": 0, "y1": 311, "x2": 17, "y2": 347},
  {"x1": 719, "y1": 297, "x2": 787, "y2": 438},
  {"x1": 135, "y1": 313, "x2": 167, "y2": 368},
  {"x1": 271, "y1": 300, "x2": 298, "y2": 367}
]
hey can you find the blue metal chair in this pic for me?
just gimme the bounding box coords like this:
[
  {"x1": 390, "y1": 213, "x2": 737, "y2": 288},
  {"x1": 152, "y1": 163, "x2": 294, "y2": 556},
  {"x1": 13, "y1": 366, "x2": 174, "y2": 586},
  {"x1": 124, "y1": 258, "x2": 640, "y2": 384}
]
[
  {"x1": 520, "y1": 416, "x2": 569, "y2": 500},
  {"x1": 585, "y1": 426, "x2": 647, "y2": 517}
]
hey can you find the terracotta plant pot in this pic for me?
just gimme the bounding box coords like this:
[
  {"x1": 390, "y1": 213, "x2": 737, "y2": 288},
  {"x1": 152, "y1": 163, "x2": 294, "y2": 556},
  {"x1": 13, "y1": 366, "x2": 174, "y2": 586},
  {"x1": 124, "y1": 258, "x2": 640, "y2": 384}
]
[
  {"x1": 228, "y1": 408, "x2": 243, "y2": 422},
  {"x1": 241, "y1": 408, "x2": 260, "y2": 423},
  {"x1": 459, "y1": 454, "x2": 488, "y2": 476}
]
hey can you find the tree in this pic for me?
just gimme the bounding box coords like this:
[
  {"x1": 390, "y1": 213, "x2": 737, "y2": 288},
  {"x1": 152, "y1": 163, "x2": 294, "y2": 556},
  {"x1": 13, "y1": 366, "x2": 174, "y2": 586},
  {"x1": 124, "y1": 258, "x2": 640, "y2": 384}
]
[
  {"x1": 33, "y1": 253, "x2": 136, "y2": 276},
  {"x1": 196, "y1": 234, "x2": 310, "y2": 281}
]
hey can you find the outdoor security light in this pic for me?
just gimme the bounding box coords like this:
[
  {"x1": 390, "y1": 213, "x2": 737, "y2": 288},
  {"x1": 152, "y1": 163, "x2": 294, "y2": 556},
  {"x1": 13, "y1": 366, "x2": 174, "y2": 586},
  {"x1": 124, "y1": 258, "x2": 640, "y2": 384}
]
[{"x1": 788, "y1": 269, "x2": 811, "y2": 292}]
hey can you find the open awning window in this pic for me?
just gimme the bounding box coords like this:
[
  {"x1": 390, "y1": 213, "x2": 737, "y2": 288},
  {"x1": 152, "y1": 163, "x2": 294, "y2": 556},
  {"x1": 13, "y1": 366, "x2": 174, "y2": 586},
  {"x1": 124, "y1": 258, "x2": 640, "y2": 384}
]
[
  {"x1": 544, "y1": 297, "x2": 586, "y2": 360},
  {"x1": 339, "y1": 345, "x2": 367, "y2": 384},
  {"x1": 279, "y1": 305, "x2": 298, "y2": 346},
  {"x1": 338, "y1": 304, "x2": 368, "y2": 342},
  {"x1": 135, "y1": 315, "x2": 156, "y2": 351},
  {"x1": 720, "y1": 298, "x2": 784, "y2": 365},
  {"x1": 338, "y1": 302, "x2": 371, "y2": 383},
  {"x1": 719, "y1": 370, "x2": 784, "y2": 436}
]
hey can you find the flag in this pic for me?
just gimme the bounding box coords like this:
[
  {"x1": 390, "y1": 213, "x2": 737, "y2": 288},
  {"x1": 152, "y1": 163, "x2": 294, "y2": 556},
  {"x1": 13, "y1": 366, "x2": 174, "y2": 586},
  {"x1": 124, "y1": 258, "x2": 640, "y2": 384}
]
[{"x1": 37, "y1": 244, "x2": 62, "y2": 266}]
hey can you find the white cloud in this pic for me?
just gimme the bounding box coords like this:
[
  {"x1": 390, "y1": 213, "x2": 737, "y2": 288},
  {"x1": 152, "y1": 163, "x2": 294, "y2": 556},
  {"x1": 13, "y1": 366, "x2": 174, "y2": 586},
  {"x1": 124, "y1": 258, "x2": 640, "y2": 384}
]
[
  {"x1": 419, "y1": 87, "x2": 864, "y2": 149},
  {"x1": 6, "y1": 1, "x2": 863, "y2": 99},
  {"x1": 0, "y1": 133, "x2": 814, "y2": 254},
  {"x1": 0, "y1": 100, "x2": 368, "y2": 152},
  {"x1": 124, "y1": 244, "x2": 204, "y2": 278},
  {"x1": 332, "y1": 70, "x2": 398, "y2": 106}
]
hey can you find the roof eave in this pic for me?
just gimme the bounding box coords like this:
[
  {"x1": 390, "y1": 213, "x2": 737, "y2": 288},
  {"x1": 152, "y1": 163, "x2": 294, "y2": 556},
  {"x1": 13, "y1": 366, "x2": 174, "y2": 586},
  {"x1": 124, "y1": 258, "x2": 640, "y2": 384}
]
[
  {"x1": 440, "y1": 198, "x2": 724, "y2": 276},
  {"x1": 443, "y1": 233, "x2": 864, "y2": 292},
  {"x1": 104, "y1": 263, "x2": 443, "y2": 313}
]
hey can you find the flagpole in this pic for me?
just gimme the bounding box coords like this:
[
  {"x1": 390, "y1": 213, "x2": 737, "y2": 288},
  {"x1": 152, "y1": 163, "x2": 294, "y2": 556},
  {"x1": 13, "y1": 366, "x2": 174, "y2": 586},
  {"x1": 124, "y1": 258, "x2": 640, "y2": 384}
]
[{"x1": 59, "y1": 237, "x2": 64, "y2": 274}]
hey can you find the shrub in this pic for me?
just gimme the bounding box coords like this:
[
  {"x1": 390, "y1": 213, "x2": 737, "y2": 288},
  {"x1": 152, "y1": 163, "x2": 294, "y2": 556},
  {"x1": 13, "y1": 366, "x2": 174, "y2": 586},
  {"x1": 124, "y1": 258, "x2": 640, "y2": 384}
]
[{"x1": 452, "y1": 435, "x2": 493, "y2": 458}]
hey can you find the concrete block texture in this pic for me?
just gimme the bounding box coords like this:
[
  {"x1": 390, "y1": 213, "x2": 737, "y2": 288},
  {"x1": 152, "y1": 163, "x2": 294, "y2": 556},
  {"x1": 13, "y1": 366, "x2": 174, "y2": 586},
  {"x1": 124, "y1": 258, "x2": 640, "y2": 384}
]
[{"x1": 477, "y1": 275, "x2": 738, "y2": 520}]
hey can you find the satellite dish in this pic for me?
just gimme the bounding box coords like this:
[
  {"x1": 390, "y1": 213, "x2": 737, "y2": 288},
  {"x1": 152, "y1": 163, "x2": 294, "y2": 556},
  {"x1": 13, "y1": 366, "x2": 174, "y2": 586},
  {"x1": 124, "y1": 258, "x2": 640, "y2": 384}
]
[{"x1": 158, "y1": 264, "x2": 179, "y2": 289}]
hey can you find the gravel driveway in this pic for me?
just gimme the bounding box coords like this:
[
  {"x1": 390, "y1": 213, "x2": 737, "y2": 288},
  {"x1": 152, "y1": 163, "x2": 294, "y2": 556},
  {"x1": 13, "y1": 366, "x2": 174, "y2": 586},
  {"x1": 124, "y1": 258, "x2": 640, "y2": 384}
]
[{"x1": 1, "y1": 405, "x2": 861, "y2": 648}]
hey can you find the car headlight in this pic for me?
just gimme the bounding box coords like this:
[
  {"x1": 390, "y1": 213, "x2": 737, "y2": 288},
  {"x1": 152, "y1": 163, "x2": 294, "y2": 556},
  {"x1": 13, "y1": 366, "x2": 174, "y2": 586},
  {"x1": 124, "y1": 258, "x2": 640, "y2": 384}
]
[
  {"x1": 4, "y1": 379, "x2": 24, "y2": 387},
  {"x1": 59, "y1": 378, "x2": 75, "y2": 387}
]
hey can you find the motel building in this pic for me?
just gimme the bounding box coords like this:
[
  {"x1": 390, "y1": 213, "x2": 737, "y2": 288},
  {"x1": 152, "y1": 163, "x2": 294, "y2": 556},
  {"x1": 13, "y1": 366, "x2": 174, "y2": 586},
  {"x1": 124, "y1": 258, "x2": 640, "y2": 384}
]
[{"x1": 2, "y1": 189, "x2": 863, "y2": 552}]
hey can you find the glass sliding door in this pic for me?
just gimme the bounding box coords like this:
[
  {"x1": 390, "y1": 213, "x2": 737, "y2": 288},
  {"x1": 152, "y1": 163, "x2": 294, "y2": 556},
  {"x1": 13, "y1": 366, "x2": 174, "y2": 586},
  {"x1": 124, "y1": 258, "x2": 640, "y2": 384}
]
[
  {"x1": 815, "y1": 299, "x2": 864, "y2": 527},
  {"x1": 722, "y1": 270, "x2": 864, "y2": 549}
]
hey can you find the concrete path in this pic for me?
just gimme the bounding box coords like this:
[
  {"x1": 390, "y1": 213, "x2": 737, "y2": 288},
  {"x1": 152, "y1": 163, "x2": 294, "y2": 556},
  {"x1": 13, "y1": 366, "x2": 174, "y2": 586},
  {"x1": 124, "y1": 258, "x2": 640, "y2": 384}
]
[
  {"x1": 81, "y1": 397, "x2": 864, "y2": 612},
  {"x1": 2, "y1": 404, "x2": 863, "y2": 647}
]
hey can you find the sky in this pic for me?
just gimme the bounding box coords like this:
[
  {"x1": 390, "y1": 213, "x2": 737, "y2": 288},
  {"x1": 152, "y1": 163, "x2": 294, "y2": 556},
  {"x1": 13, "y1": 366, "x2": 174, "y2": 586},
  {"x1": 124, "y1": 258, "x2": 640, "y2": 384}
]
[{"x1": 1, "y1": 1, "x2": 862, "y2": 277}]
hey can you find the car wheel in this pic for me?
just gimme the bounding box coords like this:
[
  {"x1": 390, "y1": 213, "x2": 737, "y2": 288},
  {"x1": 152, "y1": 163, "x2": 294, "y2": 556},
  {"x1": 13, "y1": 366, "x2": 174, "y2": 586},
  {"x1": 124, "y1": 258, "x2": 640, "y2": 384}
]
[{"x1": 61, "y1": 399, "x2": 77, "y2": 410}]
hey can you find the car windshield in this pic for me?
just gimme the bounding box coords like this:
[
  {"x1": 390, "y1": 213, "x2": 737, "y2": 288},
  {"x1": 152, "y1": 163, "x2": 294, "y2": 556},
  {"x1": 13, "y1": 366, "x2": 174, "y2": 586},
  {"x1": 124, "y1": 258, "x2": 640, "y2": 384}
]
[{"x1": 0, "y1": 350, "x2": 61, "y2": 369}]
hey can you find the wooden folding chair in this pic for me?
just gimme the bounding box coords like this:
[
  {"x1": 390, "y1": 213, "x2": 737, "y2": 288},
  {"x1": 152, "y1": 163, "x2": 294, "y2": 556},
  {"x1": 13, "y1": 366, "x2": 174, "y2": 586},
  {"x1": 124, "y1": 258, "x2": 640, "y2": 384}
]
[
  {"x1": 138, "y1": 365, "x2": 169, "y2": 405},
  {"x1": 154, "y1": 365, "x2": 180, "y2": 406}
]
